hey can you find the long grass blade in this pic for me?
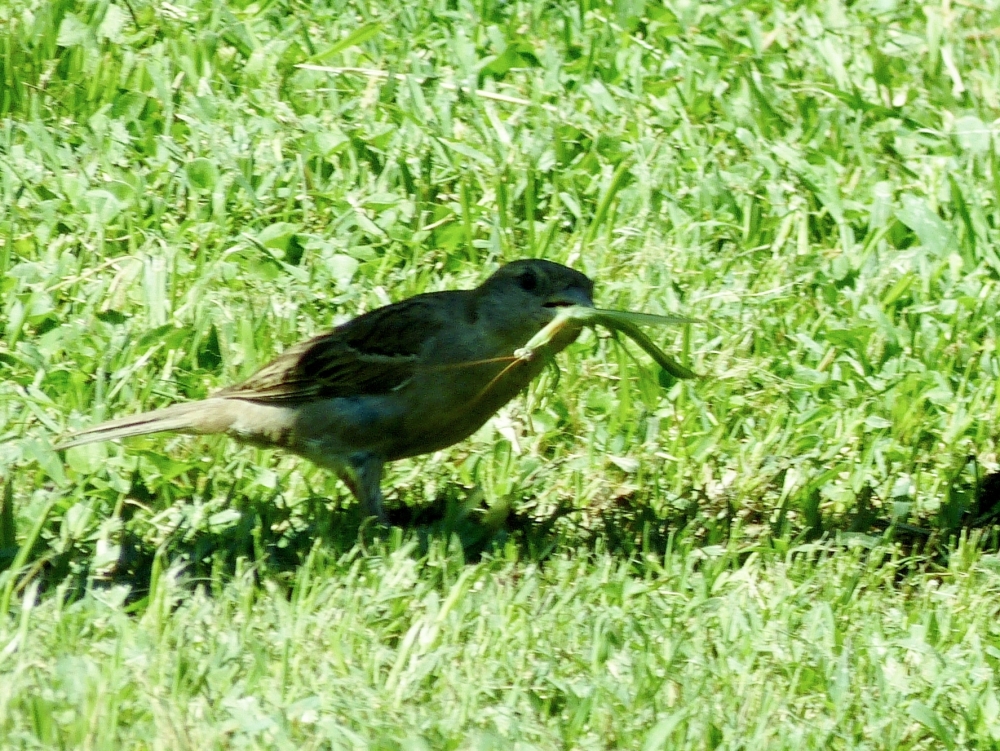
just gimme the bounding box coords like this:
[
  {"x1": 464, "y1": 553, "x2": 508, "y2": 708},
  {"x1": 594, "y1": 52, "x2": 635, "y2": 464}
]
[{"x1": 514, "y1": 305, "x2": 698, "y2": 379}]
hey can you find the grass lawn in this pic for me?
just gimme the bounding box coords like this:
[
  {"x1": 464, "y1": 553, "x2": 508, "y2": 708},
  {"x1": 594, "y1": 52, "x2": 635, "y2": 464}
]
[{"x1": 4, "y1": 0, "x2": 1000, "y2": 747}]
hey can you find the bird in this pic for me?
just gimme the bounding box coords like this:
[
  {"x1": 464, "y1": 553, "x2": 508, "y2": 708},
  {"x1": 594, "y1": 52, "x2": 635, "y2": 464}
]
[{"x1": 55, "y1": 259, "x2": 596, "y2": 524}]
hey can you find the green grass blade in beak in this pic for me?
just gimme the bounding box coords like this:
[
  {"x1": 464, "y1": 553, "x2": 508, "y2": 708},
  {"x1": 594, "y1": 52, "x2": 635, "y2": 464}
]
[
  {"x1": 598, "y1": 315, "x2": 696, "y2": 380},
  {"x1": 590, "y1": 308, "x2": 700, "y2": 327},
  {"x1": 515, "y1": 305, "x2": 698, "y2": 380}
]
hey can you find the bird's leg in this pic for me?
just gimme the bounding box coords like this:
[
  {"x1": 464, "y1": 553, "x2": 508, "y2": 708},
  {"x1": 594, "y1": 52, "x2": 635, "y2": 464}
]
[{"x1": 339, "y1": 453, "x2": 388, "y2": 524}]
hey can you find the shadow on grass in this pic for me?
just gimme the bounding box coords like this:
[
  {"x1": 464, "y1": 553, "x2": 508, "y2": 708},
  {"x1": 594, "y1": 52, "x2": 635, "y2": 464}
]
[
  {"x1": 1, "y1": 480, "x2": 721, "y2": 606},
  {"x1": 6, "y1": 470, "x2": 1000, "y2": 608}
]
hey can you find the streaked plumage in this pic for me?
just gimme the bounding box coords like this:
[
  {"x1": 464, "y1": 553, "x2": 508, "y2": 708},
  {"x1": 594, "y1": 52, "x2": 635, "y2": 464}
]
[{"x1": 56, "y1": 260, "x2": 595, "y2": 522}]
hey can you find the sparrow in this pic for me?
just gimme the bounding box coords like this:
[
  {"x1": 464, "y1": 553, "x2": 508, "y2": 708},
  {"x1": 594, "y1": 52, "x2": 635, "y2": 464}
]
[{"x1": 55, "y1": 260, "x2": 596, "y2": 523}]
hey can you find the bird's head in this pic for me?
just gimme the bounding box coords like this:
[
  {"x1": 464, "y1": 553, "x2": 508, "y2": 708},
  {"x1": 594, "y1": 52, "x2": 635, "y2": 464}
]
[
  {"x1": 476, "y1": 259, "x2": 595, "y2": 349},
  {"x1": 480, "y1": 259, "x2": 594, "y2": 310}
]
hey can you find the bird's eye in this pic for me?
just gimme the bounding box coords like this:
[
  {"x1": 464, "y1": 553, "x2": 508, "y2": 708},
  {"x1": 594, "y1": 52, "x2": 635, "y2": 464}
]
[{"x1": 517, "y1": 269, "x2": 538, "y2": 292}]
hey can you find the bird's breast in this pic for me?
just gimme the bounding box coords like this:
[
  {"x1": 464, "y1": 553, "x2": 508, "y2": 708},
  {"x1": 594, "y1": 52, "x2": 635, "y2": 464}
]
[{"x1": 386, "y1": 346, "x2": 555, "y2": 460}]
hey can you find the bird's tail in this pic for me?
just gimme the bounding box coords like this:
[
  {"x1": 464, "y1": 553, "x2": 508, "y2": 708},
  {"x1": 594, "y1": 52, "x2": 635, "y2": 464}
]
[{"x1": 54, "y1": 401, "x2": 218, "y2": 451}]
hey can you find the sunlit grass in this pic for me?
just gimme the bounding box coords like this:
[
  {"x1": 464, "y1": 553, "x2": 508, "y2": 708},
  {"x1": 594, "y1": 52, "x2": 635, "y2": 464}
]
[{"x1": 5, "y1": 535, "x2": 1000, "y2": 749}]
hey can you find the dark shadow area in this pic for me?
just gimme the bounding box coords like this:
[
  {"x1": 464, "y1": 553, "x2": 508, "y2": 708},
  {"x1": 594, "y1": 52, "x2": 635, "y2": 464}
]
[
  {"x1": 7, "y1": 469, "x2": 1000, "y2": 610},
  {"x1": 1, "y1": 479, "x2": 725, "y2": 608}
]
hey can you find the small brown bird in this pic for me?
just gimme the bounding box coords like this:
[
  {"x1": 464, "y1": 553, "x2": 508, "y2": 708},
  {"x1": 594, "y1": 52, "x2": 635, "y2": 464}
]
[{"x1": 56, "y1": 260, "x2": 595, "y2": 523}]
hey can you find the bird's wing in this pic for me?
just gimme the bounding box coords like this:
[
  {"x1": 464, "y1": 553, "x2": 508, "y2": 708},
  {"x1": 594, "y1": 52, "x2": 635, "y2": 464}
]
[{"x1": 215, "y1": 293, "x2": 460, "y2": 405}]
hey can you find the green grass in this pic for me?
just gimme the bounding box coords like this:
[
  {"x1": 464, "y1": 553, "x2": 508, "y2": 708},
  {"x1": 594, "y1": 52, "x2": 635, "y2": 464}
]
[
  {"x1": 6, "y1": 536, "x2": 1000, "y2": 749},
  {"x1": 4, "y1": 0, "x2": 1000, "y2": 746}
]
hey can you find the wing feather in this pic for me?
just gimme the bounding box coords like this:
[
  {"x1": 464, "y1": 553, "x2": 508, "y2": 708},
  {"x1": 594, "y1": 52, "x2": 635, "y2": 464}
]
[{"x1": 216, "y1": 292, "x2": 464, "y2": 405}]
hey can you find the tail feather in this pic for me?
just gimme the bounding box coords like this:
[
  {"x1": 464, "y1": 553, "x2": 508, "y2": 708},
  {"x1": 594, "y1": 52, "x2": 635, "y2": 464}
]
[{"x1": 54, "y1": 402, "x2": 214, "y2": 451}]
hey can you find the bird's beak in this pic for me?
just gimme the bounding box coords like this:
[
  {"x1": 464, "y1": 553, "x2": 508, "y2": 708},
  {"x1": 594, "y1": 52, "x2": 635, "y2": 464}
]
[{"x1": 544, "y1": 287, "x2": 594, "y2": 309}]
